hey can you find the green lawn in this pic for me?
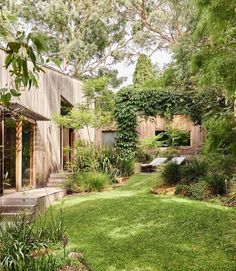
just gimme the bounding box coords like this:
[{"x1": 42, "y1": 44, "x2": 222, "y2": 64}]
[{"x1": 51, "y1": 174, "x2": 236, "y2": 271}]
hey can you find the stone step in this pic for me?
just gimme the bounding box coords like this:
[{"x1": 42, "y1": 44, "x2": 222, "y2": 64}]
[
  {"x1": 48, "y1": 178, "x2": 66, "y2": 183},
  {"x1": 47, "y1": 182, "x2": 64, "y2": 188},
  {"x1": 0, "y1": 211, "x2": 34, "y2": 221},
  {"x1": 50, "y1": 173, "x2": 72, "y2": 178},
  {"x1": 1, "y1": 204, "x2": 36, "y2": 213},
  {"x1": 1, "y1": 198, "x2": 37, "y2": 205}
]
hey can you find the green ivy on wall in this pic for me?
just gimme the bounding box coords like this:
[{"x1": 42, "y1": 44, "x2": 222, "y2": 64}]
[{"x1": 114, "y1": 88, "x2": 233, "y2": 159}]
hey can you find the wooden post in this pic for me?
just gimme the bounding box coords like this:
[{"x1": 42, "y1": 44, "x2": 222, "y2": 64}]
[
  {"x1": 0, "y1": 111, "x2": 4, "y2": 195},
  {"x1": 15, "y1": 120, "x2": 22, "y2": 192},
  {"x1": 30, "y1": 123, "x2": 36, "y2": 189},
  {"x1": 60, "y1": 127, "x2": 64, "y2": 170}
]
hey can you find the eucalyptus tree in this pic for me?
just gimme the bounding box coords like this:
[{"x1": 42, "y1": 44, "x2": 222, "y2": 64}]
[{"x1": 4, "y1": 0, "x2": 191, "y2": 77}]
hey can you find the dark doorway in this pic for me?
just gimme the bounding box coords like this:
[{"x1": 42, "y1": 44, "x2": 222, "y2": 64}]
[
  {"x1": 60, "y1": 96, "x2": 74, "y2": 170},
  {"x1": 22, "y1": 122, "x2": 33, "y2": 188}
]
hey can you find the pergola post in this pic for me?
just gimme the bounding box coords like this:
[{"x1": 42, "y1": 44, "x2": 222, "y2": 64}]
[
  {"x1": 0, "y1": 110, "x2": 4, "y2": 195},
  {"x1": 15, "y1": 120, "x2": 22, "y2": 192},
  {"x1": 30, "y1": 123, "x2": 36, "y2": 189}
]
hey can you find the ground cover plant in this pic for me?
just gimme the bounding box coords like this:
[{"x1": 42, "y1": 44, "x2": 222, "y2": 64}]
[{"x1": 46, "y1": 174, "x2": 236, "y2": 271}]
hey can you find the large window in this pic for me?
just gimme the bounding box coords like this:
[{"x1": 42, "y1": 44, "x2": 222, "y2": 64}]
[
  {"x1": 102, "y1": 131, "x2": 116, "y2": 147},
  {"x1": 155, "y1": 130, "x2": 191, "y2": 147}
]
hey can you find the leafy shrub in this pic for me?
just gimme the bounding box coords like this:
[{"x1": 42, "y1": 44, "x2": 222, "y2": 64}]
[
  {"x1": 161, "y1": 162, "x2": 181, "y2": 185},
  {"x1": 175, "y1": 183, "x2": 190, "y2": 196},
  {"x1": 64, "y1": 172, "x2": 109, "y2": 193},
  {"x1": 0, "y1": 216, "x2": 48, "y2": 270},
  {"x1": 203, "y1": 114, "x2": 236, "y2": 157},
  {"x1": 119, "y1": 159, "x2": 135, "y2": 177},
  {"x1": 188, "y1": 182, "x2": 211, "y2": 200},
  {"x1": 140, "y1": 129, "x2": 190, "y2": 148},
  {"x1": 0, "y1": 210, "x2": 66, "y2": 271},
  {"x1": 85, "y1": 172, "x2": 110, "y2": 192},
  {"x1": 136, "y1": 146, "x2": 155, "y2": 163},
  {"x1": 204, "y1": 174, "x2": 227, "y2": 196},
  {"x1": 181, "y1": 158, "x2": 208, "y2": 183},
  {"x1": 204, "y1": 153, "x2": 235, "y2": 178},
  {"x1": 73, "y1": 141, "x2": 134, "y2": 178},
  {"x1": 175, "y1": 181, "x2": 210, "y2": 200}
]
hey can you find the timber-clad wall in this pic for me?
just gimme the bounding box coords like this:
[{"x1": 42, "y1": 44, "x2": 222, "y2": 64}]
[
  {"x1": 0, "y1": 49, "x2": 92, "y2": 184},
  {"x1": 95, "y1": 115, "x2": 203, "y2": 155}
]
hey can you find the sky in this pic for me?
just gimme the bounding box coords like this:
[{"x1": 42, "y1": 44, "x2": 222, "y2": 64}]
[{"x1": 115, "y1": 50, "x2": 172, "y2": 87}]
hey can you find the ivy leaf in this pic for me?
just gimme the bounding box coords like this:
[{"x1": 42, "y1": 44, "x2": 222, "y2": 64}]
[
  {"x1": 5, "y1": 54, "x2": 12, "y2": 69},
  {"x1": 32, "y1": 34, "x2": 47, "y2": 52},
  {"x1": 0, "y1": 26, "x2": 8, "y2": 37},
  {"x1": 1, "y1": 93, "x2": 11, "y2": 106},
  {"x1": 10, "y1": 89, "x2": 21, "y2": 97},
  {"x1": 8, "y1": 42, "x2": 21, "y2": 53},
  {"x1": 51, "y1": 57, "x2": 61, "y2": 68}
]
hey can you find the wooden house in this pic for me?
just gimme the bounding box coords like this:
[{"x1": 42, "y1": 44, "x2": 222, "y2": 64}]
[
  {"x1": 95, "y1": 115, "x2": 203, "y2": 155},
  {"x1": 0, "y1": 49, "x2": 91, "y2": 194}
]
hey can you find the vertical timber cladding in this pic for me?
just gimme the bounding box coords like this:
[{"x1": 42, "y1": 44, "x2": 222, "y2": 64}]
[
  {"x1": 0, "y1": 110, "x2": 4, "y2": 195},
  {"x1": 0, "y1": 48, "x2": 86, "y2": 185}
]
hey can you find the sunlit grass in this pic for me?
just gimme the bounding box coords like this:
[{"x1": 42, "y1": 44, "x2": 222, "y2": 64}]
[{"x1": 49, "y1": 174, "x2": 236, "y2": 271}]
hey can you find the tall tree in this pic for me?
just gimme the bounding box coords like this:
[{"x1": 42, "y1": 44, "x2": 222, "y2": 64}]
[
  {"x1": 4, "y1": 0, "x2": 191, "y2": 76},
  {"x1": 133, "y1": 54, "x2": 155, "y2": 86},
  {"x1": 5, "y1": 0, "x2": 129, "y2": 76}
]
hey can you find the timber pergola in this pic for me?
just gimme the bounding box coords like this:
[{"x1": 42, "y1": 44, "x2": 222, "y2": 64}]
[{"x1": 0, "y1": 103, "x2": 50, "y2": 194}]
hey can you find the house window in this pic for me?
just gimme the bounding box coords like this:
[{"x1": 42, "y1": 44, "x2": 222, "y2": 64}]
[
  {"x1": 102, "y1": 131, "x2": 116, "y2": 147},
  {"x1": 155, "y1": 130, "x2": 191, "y2": 147}
]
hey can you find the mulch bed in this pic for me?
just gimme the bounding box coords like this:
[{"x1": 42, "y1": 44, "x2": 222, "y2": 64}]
[{"x1": 151, "y1": 186, "x2": 176, "y2": 195}]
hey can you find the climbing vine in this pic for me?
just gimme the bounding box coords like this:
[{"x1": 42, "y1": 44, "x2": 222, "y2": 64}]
[{"x1": 114, "y1": 87, "x2": 233, "y2": 159}]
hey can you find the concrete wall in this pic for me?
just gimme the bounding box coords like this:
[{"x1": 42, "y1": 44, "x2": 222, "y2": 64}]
[{"x1": 0, "y1": 50, "x2": 92, "y2": 183}]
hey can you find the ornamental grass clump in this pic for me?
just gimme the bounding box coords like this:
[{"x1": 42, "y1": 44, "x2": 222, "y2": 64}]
[
  {"x1": 0, "y1": 209, "x2": 66, "y2": 271},
  {"x1": 160, "y1": 162, "x2": 181, "y2": 185},
  {"x1": 181, "y1": 158, "x2": 208, "y2": 183}
]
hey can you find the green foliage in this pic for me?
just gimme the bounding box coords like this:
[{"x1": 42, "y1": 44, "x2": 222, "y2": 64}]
[
  {"x1": 203, "y1": 114, "x2": 236, "y2": 157},
  {"x1": 114, "y1": 87, "x2": 230, "y2": 158},
  {"x1": 181, "y1": 158, "x2": 208, "y2": 183},
  {"x1": 16, "y1": 256, "x2": 57, "y2": 271},
  {"x1": 53, "y1": 103, "x2": 113, "y2": 143},
  {"x1": 175, "y1": 181, "x2": 210, "y2": 200},
  {"x1": 0, "y1": 210, "x2": 66, "y2": 270},
  {"x1": 47, "y1": 174, "x2": 236, "y2": 270},
  {"x1": 160, "y1": 162, "x2": 181, "y2": 185},
  {"x1": 205, "y1": 153, "x2": 235, "y2": 178},
  {"x1": 0, "y1": 30, "x2": 46, "y2": 105},
  {"x1": 9, "y1": 0, "x2": 129, "y2": 76},
  {"x1": 133, "y1": 54, "x2": 155, "y2": 87},
  {"x1": 140, "y1": 129, "x2": 190, "y2": 149},
  {"x1": 65, "y1": 171, "x2": 109, "y2": 193},
  {"x1": 204, "y1": 174, "x2": 227, "y2": 196},
  {"x1": 85, "y1": 172, "x2": 110, "y2": 192},
  {"x1": 114, "y1": 87, "x2": 138, "y2": 160},
  {"x1": 70, "y1": 142, "x2": 134, "y2": 181}
]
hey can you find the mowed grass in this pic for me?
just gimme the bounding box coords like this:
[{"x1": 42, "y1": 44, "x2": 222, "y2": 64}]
[{"x1": 50, "y1": 174, "x2": 236, "y2": 271}]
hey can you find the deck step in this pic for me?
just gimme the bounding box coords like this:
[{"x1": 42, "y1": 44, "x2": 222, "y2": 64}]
[
  {"x1": 47, "y1": 182, "x2": 64, "y2": 187},
  {"x1": 47, "y1": 172, "x2": 71, "y2": 188},
  {"x1": 48, "y1": 178, "x2": 66, "y2": 183},
  {"x1": 1, "y1": 198, "x2": 37, "y2": 205},
  {"x1": 0, "y1": 212, "x2": 34, "y2": 221},
  {"x1": 1, "y1": 204, "x2": 36, "y2": 213}
]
